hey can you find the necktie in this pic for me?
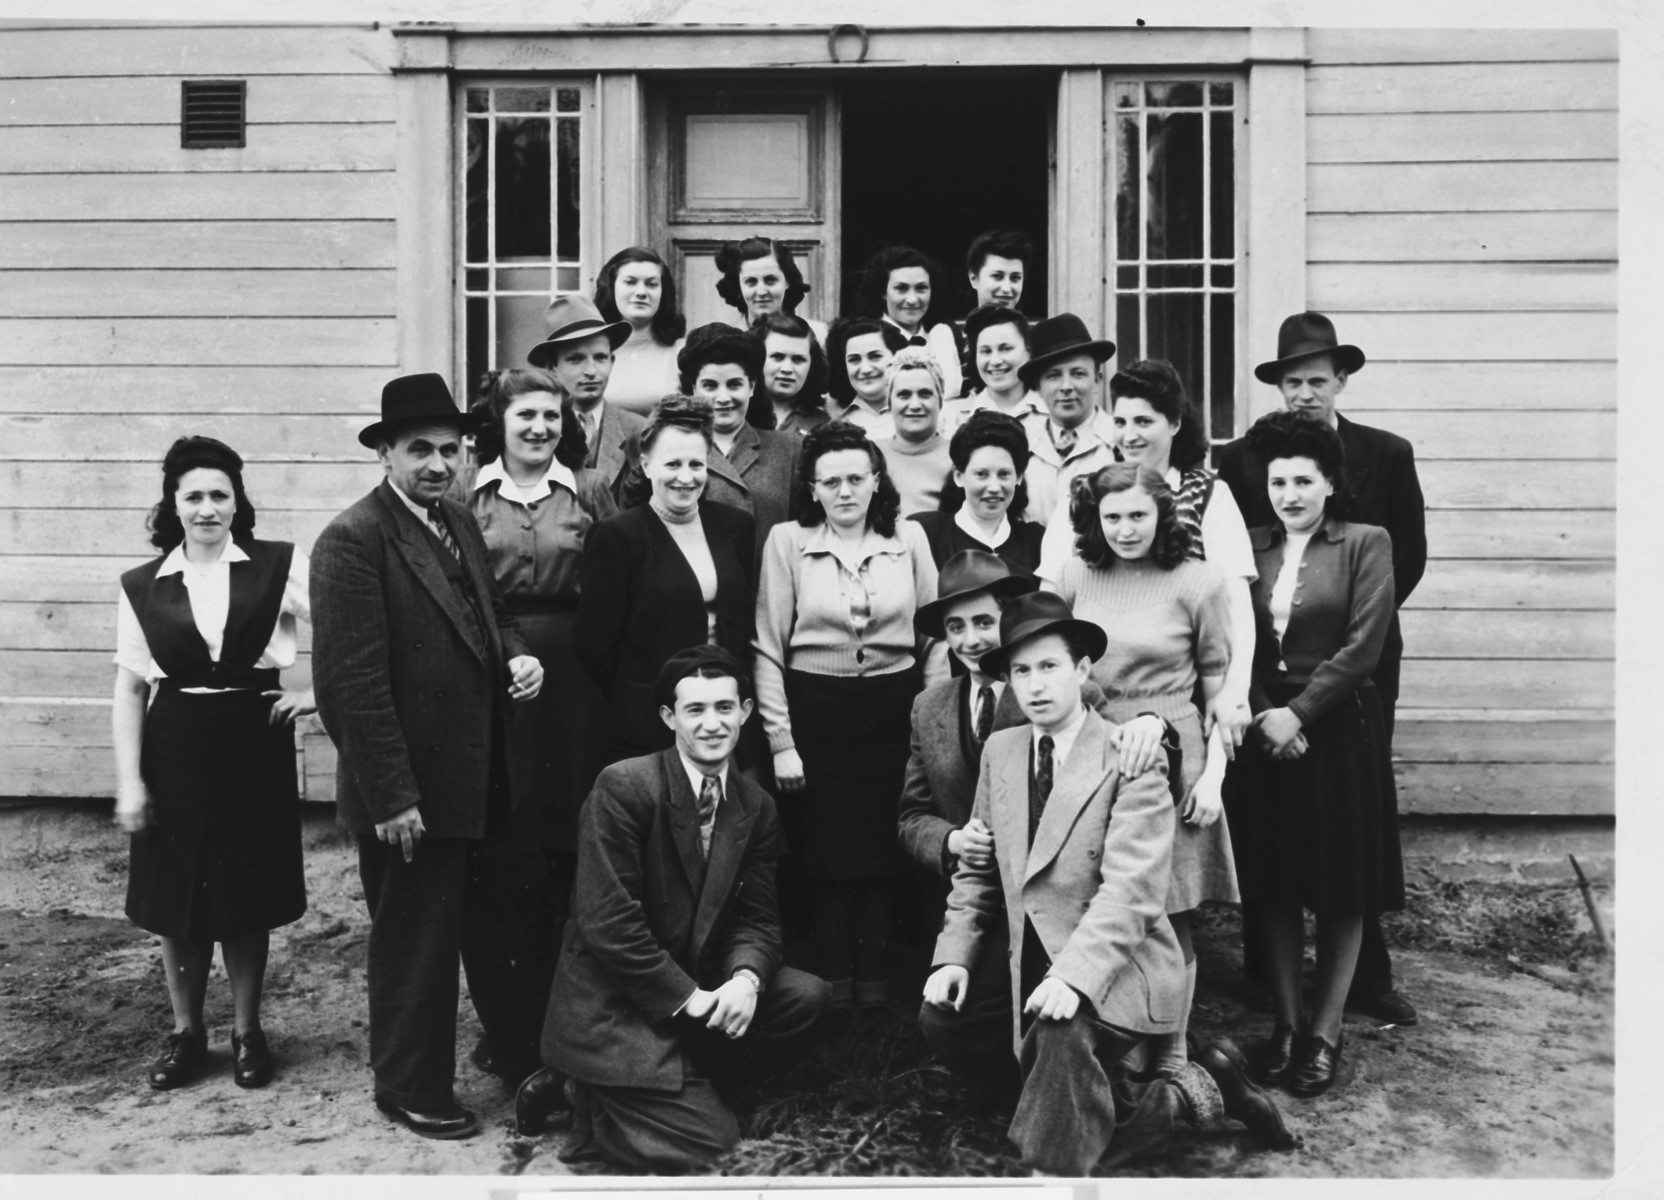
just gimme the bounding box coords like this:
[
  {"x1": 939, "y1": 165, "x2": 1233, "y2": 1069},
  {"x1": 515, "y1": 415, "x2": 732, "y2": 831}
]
[
  {"x1": 1029, "y1": 734, "x2": 1055, "y2": 846},
  {"x1": 430, "y1": 509, "x2": 462, "y2": 562},
  {"x1": 1049, "y1": 421, "x2": 1079, "y2": 457},
  {"x1": 580, "y1": 409, "x2": 598, "y2": 450},
  {"x1": 697, "y1": 774, "x2": 720, "y2": 858},
  {"x1": 974, "y1": 683, "x2": 996, "y2": 746}
]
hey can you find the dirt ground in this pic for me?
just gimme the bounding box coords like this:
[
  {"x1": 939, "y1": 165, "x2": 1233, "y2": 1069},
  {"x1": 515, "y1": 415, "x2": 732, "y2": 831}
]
[{"x1": 0, "y1": 803, "x2": 1614, "y2": 1177}]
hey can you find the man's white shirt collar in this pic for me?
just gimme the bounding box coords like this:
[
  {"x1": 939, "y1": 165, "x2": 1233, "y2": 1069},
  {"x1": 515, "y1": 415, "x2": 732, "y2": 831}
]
[{"x1": 1032, "y1": 702, "x2": 1090, "y2": 768}]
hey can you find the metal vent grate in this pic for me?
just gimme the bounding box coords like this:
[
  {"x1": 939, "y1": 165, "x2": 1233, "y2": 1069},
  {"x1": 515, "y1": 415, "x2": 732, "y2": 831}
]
[{"x1": 181, "y1": 80, "x2": 246, "y2": 149}]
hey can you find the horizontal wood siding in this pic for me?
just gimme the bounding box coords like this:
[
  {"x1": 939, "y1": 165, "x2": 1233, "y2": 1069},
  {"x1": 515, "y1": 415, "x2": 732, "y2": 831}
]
[
  {"x1": 0, "y1": 25, "x2": 397, "y2": 803},
  {"x1": 1304, "y1": 30, "x2": 1617, "y2": 817}
]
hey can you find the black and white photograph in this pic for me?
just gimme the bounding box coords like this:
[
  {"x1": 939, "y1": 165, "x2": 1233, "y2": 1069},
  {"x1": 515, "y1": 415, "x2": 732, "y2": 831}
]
[{"x1": 0, "y1": 0, "x2": 1653, "y2": 1189}]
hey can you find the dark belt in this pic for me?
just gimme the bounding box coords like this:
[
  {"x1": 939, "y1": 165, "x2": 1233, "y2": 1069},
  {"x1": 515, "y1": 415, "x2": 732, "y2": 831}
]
[{"x1": 156, "y1": 667, "x2": 281, "y2": 693}]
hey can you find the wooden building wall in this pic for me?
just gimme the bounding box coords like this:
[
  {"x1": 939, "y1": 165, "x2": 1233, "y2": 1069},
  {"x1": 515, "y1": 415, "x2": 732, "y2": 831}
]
[
  {"x1": 0, "y1": 24, "x2": 397, "y2": 801},
  {"x1": 1302, "y1": 28, "x2": 1618, "y2": 817}
]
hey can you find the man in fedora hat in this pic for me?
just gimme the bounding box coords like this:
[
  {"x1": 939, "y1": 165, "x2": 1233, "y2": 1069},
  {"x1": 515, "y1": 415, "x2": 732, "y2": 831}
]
[
  {"x1": 528, "y1": 294, "x2": 647, "y2": 497},
  {"x1": 311, "y1": 372, "x2": 547, "y2": 1139},
  {"x1": 515, "y1": 646, "x2": 833, "y2": 1172},
  {"x1": 919, "y1": 592, "x2": 1290, "y2": 1174},
  {"x1": 1017, "y1": 313, "x2": 1118, "y2": 524},
  {"x1": 1216, "y1": 311, "x2": 1427, "y2": 1027}
]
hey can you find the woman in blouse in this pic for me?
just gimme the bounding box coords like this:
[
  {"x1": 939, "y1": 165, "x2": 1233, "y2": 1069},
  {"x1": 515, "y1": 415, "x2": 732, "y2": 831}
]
[
  {"x1": 752, "y1": 311, "x2": 830, "y2": 436},
  {"x1": 112, "y1": 436, "x2": 311, "y2": 1091},
  {"x1": 593, "y1": 246, "x2": 687, "y2": 416},
  {"x1": 1223, "y1": 411, "x2": 1403, "y2": 1097},
  {"x1": 1049, "y1": 463, "x2": 1235, "y2": 1081},
  {"x1": 714, "y1": 236, "x2": 829, "y2": 345},
  {"x1": 857, "y1": 245, "x2": 964, "y2": 400},
  {"x1": 909, "y1": 409, "x2": 1046, "y2": 573},
  {"x1": 876, "y1": 347, "x2": 953, "y2": 518},
  {"x1": 824, "y1": 316, "x2": 906, "y2": 439},
  {"x1": 578, "y1": 395, "x2": 757, "y2": 765},
  {"x1": 754, "y1": 421, "x2": 944, "y2": 1010}
]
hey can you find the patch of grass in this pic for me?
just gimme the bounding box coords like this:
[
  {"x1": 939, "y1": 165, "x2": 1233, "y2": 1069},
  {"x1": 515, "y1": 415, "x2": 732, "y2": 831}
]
[{"x1": 1380, "y1": 880, "x2": 1606, "y2": 971}]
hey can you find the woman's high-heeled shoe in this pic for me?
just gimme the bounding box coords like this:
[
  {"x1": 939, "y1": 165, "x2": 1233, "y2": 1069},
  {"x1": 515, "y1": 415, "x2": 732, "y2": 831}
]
[
  {"x1": 1251, "y1": 1023, "x2": 1301, "y2": 1087},
  {"x1": 1288, "y1": 1033, "x2": 1344, "y2": 1096},
  {"x1": 147, "y1": 1030, "x2": 207, "y2": 1091}
]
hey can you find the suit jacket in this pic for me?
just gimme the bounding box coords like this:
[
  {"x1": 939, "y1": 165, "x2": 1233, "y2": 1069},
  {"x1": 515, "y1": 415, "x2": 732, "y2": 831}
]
[
  {"x1": 585, "y1": 403, "x2": 649, "y2": 500},
  {"x1": 542, "y1": 750, "x2": 783, "y2": 1090},
  {"x1": 575, "y1": 500, "x2": 758, "y2": 758},
  {"x1": 311, "y1": 479, "x2": 529, "y2": 839},
  {"x1": 933, "y1": 710, "x2": 1184, "y2": 1052}
]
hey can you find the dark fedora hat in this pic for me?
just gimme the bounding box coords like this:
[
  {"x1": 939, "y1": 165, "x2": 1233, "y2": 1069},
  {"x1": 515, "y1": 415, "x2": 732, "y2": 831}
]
[
  {"x1": 1253, "y1": 312, "x2": 1366, "y2": 384},
  {"x1": 913, "y1": 550, "x2": 1039, "y2": 640},
  {"x1": 358, "y1": 372, "x2": 480, "y2": 449},
  {"x1": 1017, "y1": 312, "x2": 1115, "y2": 388},
  {"x1": 526, "y1": 295, "x2": 631, "y2": 368},
  {"x1": 977, "y1": 591, "x2": 1108, "y2": 679}
]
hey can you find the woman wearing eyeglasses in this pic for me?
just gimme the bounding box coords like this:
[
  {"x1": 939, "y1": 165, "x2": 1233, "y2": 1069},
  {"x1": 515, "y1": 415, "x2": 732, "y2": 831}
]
[{"x1": 753, "y1": 421, "x2": 944, "y2": 1011}]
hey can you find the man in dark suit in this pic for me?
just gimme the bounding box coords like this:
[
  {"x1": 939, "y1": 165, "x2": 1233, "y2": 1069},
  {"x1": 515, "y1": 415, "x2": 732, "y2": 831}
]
[
  {"x1": 1216, "y1": 312, "x2": 1428, "y2": 1026},
  {"x1": 515, "y1": 646, "x2": 832, "y2": 1173},
  {"x1": 311, "y1": 373, "x2": 545, "y2": 1140},
  {"x1": 529, "y1": 294, "x2": 648, "y2": 499}
]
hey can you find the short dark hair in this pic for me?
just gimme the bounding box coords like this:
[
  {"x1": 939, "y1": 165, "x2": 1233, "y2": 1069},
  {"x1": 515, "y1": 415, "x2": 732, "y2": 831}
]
[
  {"x1": 796, "y1": 420, "x2": 902, "y2": 538},
  {"x1": 937, "y1": 409, "x2": 1031, "y2": 517},
  {"x1": 1068, "y1": 463, "x2": 1191, "y2": 570},
  {"x1": 856, "y1": 245, "x2": 951, "y2": 330},
  {"x1": 751, "y1": 311, "x2": 829, "y2": 413},
  {"x1": 1244, "y1": 409, "x2": 1351, "y2": 520},
  {"x1": 824, "y1": 316, "x2": 908, "y2": 404},
  {"x1": 965, "y1": 229, "x2": 1034, "y2": 277},
  {"x1": 714, "y1": 237, "x2": 810, "y2": 318},
  {"x1": 147, "y1": 436, "x2": 257, "y2": 551},
  {"x1": 963, "y1": 304, "x2": 1032, "y2": 393},
  {"x1": 593, "y1": 245, "x2": 686, "y2": 346},
  {"x1": 654, "y1": 646, "x2": 755, "y2": 711},
  {"x1": 471, "y1": 367, "x2": 586, "y2": 469},
  {"x1": 1107, "y1": 359, "x2": 1209, "y2": 471},
  {"x1": 639, "y1": 394, "x2": 715, "y2": 455}
]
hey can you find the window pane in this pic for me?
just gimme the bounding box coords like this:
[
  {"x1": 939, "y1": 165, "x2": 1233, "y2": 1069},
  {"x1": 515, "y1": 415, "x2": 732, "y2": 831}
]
[
  {"x1": 1146, "y1": 81, "x2": 1203, "y2": 107},
  {"x1": 555, "y1": 117, "x2": 581, "y2": 263},
  {"x1": 496, "y1": 294, "x2": 549, "y2": 370},
  {"x1": 1210, "y1": 111, "x2": 1235, "y2": 260},
  {"x1": 556, "y1": 265, "x2": 581, "y2": 293},
  {"x1": 465, "y1": 119, "x2": 488, "y2": 263},
  {"x1": 494, "y1": 118, "x2": 552, "y2": 260},
  {"x1": 1113, "y1": 81, "x2": 1139, "y2": 109},
  {"x1": 1116, "y1": 294, "x2": 1141, "y2": 366},
  {"x1": 1116, "y1": 265, "x2": 1139, "y2": 289},
  {"x1": 1211, "y1": 264, "x2": 1234, "y2": 288},
  {"x1": 1210, "y1": 293, "x2": 1236, "y2": 441},
  {"x1": 497, "y1": 266, "x2": 549, "y2": 292},
  {"x1": 556, "y1": 87, "x2": 581, "y2": 113},
  {"x1": 465, "y1": 268, "x2": 487, "y2": 291},
  {"x1": 1145, "y1": 112, "x2": 1204, "y2": 261},
  {"x1": 466, "y1": 88, "x2": 489, "y2": 114},
  {"x1": 1148, "y1": 264, "x2": 1203, "y2": 289},
  {"x1": 1146, "y1": 292, "x2": 1203, "y2": 407},
  {"x1": 1208, "y1": 82, "x2": 1234, "y2": 106},
  {"x1": 1115, "y1": 115, "x2": 1141, "y2": 262},
  {"x1": 497, "y1": 86, "x2": 550, "y2": 113},
  {"x1": 465, "y1": 297, "x2": 488, "y2": 404}
]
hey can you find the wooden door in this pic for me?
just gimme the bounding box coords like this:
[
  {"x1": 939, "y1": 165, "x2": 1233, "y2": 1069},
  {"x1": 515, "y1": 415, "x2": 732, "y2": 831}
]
[{"x1": 648, "y1": 85, "x2": 840, "y2": 332}]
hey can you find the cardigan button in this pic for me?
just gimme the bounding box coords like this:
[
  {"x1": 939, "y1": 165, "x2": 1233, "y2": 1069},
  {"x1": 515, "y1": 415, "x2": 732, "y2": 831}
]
[
  {"x1": 1292, "y1": 598, "x2": 1303, "y2": 606},
  {"x1": 855, "y1": 648, "x2": 866, "y2": 664}
]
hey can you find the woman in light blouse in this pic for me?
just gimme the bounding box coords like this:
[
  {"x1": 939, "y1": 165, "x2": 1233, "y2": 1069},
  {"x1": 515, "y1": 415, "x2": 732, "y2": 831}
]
[
  {"x1": 593, "y1": 246, "x2": 687, "y2": 416},
  {"x1": 857, "y1": 245, "x2": 964, "y2": 400},
  {"x1": 754, "y1": 421, "x2": 944, "y2": 1009},
  {"x1": 876, "y1": 347, "x2": 953, "y2": 518},
  {"x1": 112, "y1": 436, "x2": 311, "y2": 1092},
  {"x1": 824, "y1": 316, "x2": 906, "y2": 439},
  {"x1": 715, "y1": 236, "x2": 829, "y2": 346},
  {"x1": 1223, "y1": 410, "x2": 1404, "y2": 1098}
]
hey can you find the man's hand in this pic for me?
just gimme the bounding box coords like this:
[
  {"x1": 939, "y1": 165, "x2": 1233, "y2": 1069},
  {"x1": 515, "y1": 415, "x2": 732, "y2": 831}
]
[
  {"x1": 772, "y1": 748, "x2": 806, "y2": 794},
  {"x1": 685, "y1": 976, "x2": 758, "y2": 1039},
  {"x1": 1254, "y1": 707, "x2": 1304, "y2": 756},
  {"x1": 1023, "y1": 976, "x2": 1081, "y2": 1022},
  {"x1": 375, "y1": 805, "x2": 426, "y2": 863},
  {"x1": 923, "y1": 965, "x2": 970, "y2": 1011},
  {"x1": 946, "y1": 818, "x2": 995, "y2": 869},
  {"x1": 507, "y1": 655, "x2": 544, "y2": 702},
  {"x1": 1271, "y1": 732, "x2": 1309, "y2": 761},
  {"x1": 1109, "y1": 714, "x2": 1167, "y2": 777}
]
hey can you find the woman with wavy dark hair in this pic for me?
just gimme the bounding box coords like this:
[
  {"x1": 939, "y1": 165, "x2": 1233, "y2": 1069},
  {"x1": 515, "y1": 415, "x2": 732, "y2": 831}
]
[
  {"x1": 1224, "y1": 410, "x2": 1403, "y2": 1098},
  {"x1": 715, "y1": 236, "x2": 828, "y2": 345},
  {"x1": 1047, "y1": 462, "x2": 1236, "y2": 1082},
  {"x1": 857, "y1": 244, "x2": 964, "y2": 400},
  {"x1": 910, "y1": 409, "x2": 1045, "y2": 573},
  {"x1": 824, "y1": 315, "x2": 907, "y2": 438},
  {"x1": 753, "y1": 421, "x2": 943, "y2": 1010},
  {"x1": 592, "y1": 246, "x2": 687, "y2": 415},
  {"x1": 752, "y1": 311, "x2": 830, "y2": 436},
  {"x1": 112, "y1": 436, "x2": 311, "y2": 1092}
]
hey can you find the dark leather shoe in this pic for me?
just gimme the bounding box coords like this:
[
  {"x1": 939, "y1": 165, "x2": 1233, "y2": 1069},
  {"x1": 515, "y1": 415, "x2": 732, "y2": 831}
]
[
  {"x1": 1288, "y1": 1033, "x2": 1344, "y2": 1096},
  {"x1": 1251, "y1": 1023, "x2": 1301, "y2": 1087},
  {"x1": 469, "y1": 1034, "x2": 496, "y2": 1076},
  {"x1": 1348, "y1": 987, "x2": 1419, "y2": 1026},
  {"x1": 232, "y1": 1029, "x2": 273, "y2": 1089},
  {"x1": 1196, "y1": 1038, "x2": 1296, "y2": 1150},
  {"x1": 147, "y1": 1030, "x2": 206, "y2": 1091},
  {"x1": 374, "y1": 1095, "x2": 480, "y2": 1139},
  {"x1": 515, "y1": 1066, "x2": 574, "y2": 1136}
]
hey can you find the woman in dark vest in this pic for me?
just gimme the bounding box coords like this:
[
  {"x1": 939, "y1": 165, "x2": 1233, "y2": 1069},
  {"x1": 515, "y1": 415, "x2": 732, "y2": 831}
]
[{"x1": 111, "y1": 436, "x2": 311, "y2": 1092}]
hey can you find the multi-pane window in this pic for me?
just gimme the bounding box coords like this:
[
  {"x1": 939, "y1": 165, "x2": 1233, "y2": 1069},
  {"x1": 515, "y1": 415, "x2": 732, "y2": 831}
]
[
  {"x1": 460, "y1": 84, "x2": 585, "y2": 401},
  {"x1": 1111, "y1": 80, "x2": 1241, "y2": 448}
]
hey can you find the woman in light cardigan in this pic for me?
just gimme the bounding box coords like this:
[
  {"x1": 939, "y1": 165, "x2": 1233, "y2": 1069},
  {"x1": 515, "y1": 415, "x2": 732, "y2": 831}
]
[
  {"x1": 753, "y1": 421, "x2": 944, "y2": 1010},
  {"x1": 876, "y1": 347, "x2": 953, "y2": 518}
]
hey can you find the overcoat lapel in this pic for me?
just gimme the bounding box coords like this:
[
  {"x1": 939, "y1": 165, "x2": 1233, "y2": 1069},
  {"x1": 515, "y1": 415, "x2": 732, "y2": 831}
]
[
  {"x1": 660, "y1": 754, "x2": 708, "y2": 899},
  {"x1": 991, "y1": 737, "x2": 1032, "y2": 890},
  {"x1": 709, "y1": 437, "x2": 753, "y2": 501},
  {"x1": 375, "y1": 483, "x2": 489, "y2": 664},
  {"x1": 691, "y1": 767, "x2": 756, "y2": 960},
  {"x1": 724, "y1": 424, "x2": 762, "y2": 478},
  {"x1": 1025, "y1": 715, "x2": 1113, "y2": 884}
]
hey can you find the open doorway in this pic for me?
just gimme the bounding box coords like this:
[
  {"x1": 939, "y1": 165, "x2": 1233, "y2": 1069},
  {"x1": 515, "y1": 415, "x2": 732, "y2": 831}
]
[{"x1": 838, "y1": 72, "x2": 1054, "y2": 321}]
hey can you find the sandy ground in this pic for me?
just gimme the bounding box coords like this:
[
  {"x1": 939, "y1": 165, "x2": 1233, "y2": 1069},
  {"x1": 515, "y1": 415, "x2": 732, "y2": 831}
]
[{"x1": 0, "y1": 804, "x2": 1613, "y2": 1177}]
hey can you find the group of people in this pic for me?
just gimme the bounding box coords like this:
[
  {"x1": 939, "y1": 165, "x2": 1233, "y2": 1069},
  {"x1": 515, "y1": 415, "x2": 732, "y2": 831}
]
[{"x1": 109, "y1": 220, "x2": 1429, "y2": 1177}]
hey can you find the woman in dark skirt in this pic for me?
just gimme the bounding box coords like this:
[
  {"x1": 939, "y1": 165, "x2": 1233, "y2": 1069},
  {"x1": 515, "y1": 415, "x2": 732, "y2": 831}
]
[
  {"x1": 111, "y1": 436, "x2": 311, "y2": 1091},
  {"x1": 1223, "y1": 410, "x2": 1404, "y2": 1097},
  {"x1": 753, "y1": 422, "x2": 944, "y2": 1009}
]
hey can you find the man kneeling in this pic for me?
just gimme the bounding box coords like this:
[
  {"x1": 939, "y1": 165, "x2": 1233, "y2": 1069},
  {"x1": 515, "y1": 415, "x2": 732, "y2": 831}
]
[
  {"x1": 920, "y1": 593, "x2": 1292, "y2": 1175},
  {"x1": 518, "y1": 646, "x2": 832, "y2": 1173}
]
